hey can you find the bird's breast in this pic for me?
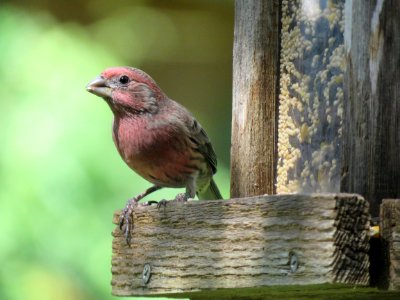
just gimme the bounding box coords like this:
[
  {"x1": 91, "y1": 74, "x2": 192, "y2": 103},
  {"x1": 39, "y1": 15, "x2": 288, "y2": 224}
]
[{"x1": 112, "y1": 116, "x2": 208, "y2": 188}]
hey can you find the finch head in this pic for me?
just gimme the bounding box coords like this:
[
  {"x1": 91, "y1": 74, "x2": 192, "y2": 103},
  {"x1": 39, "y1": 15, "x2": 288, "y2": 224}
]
[{"x1": 86, "y1": 67, "x2": 166, "y2": 114}]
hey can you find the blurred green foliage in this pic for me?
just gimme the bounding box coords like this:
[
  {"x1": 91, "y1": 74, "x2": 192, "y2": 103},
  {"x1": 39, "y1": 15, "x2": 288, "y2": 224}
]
[{"x1": 0, "y1": 1, "x2": 233, "y2": 299}]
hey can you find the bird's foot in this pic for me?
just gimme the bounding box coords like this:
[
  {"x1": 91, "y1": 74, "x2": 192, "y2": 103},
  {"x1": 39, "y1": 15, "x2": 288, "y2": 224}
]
[
  {"x1": 119, "y1": 197, "x2": 140, "y2": 246},
  {"x1": 157, "y1": 193, "x2": 188, "y2": 209},
  {"x1": 174, "y1": 193, "x2": 189, "y2": 202},
  {"x1": 156, "y1": 199, "x2": 168, "y2": 209},
  {"x1": 119, "y1": 199, "x2": 160, "y2": 245}
]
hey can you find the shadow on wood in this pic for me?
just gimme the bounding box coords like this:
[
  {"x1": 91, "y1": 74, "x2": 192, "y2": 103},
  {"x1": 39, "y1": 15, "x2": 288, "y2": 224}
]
[{"x1": 111, "y1": 193, "x2": 370, "y2": 296}]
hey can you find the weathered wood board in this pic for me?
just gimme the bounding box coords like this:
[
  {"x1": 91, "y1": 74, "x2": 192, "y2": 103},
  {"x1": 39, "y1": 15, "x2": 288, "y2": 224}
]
[
  {"x1": 381, "y1": 199, "x2": 400, "y2": 290},
  {"x1": 111, "y1": 194, "x2": 370, "y2": 296}
]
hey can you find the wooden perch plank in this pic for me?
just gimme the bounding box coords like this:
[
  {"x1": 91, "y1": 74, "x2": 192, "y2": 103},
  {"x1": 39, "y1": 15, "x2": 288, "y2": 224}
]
[
  {"x1": 111, "y1": 194, "x2": 370, "y2": 296},
  {"x1": 381, "y1": 199, "x2": 400, "y2": 290}
]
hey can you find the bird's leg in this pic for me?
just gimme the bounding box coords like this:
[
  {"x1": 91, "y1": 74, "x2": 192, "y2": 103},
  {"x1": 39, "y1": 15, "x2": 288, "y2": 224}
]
[{"x1": 119, "y1": 185, "x2": 162, "y2": 245}]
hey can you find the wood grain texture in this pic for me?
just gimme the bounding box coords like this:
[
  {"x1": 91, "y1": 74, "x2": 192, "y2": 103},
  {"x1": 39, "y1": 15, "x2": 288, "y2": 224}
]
[
  {"x1": 341, "y1": 0, "x2": 400, "y2": 217},
  {"x1": 381, "y1": 199, "x2": 400, "y2": 290},
  {"x1": 111, "y1": 194, "x2": 370, "y2": 296},
  {"x1": 231, "y1": 0, "x2": 280, "y2": 198}
]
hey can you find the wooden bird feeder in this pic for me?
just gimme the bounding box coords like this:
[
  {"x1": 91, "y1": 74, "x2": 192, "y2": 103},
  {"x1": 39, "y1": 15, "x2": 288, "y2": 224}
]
[{"x1": 111, "y1": 0, "x2": 400, "y2": 296}]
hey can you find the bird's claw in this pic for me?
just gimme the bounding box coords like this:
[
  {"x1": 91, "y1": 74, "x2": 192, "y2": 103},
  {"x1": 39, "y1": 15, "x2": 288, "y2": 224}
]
[
  {"x1": 156, "y1": 199, "x2": 168, "y2": 209},
  {"x1": 119, "y1": 193, "x2": 188, "y2": 243},
  {"x1": 119, "y1": 197, "x2": 139, "y2": 245},
  {"x1": 174, "y1": 193, "x2": 188, "y2": 202},
  {"x1": 119, "y1": 198, "x2": 161, "y2": 245},
  {"x1": 156, "y1": 193, "x2": 188, "y2": 210}
]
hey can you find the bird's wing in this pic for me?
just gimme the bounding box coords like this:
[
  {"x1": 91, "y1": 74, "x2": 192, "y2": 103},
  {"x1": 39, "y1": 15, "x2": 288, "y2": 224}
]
[
  {"x1": 158, "y1": 99, "x2": 218, "y2": 175},
  {"x1": 186, "y1": 118, "x2": 218, "y2": 175}
]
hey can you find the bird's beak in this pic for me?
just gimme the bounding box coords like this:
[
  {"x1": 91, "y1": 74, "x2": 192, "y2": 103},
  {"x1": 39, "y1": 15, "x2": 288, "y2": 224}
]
[{"x1": 86, "y1": 76, "x2": 112, "y2": 98}]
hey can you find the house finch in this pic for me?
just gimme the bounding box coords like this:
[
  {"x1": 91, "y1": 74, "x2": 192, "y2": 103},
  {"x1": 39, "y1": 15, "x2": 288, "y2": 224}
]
[{"x1": 86, "y1": 67, "x2": 222, "y2": 244}]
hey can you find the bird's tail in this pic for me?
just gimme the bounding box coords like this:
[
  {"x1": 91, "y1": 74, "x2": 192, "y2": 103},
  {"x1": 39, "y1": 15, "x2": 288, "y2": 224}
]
[{"x1": 197, "y1": 178, "x2": 223, "y2": 200}]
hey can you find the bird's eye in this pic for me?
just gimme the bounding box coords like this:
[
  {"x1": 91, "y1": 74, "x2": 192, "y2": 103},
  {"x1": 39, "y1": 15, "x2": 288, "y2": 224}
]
[{"x1": 119, "y1": 75, "x2": 130, "y2": 84}]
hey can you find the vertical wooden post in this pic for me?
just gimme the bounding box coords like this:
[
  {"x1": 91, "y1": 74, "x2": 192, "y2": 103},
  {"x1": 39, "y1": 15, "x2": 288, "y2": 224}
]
[
  {"x1": 231, "y1": 0, "x2": 280, "y2": 198},
  {"x1": 342, "y1": 0, "x2": 400, "y2": 217}
]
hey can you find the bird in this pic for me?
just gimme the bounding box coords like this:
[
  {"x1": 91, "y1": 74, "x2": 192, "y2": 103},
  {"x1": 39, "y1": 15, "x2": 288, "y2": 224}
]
[{"x1": 86, "y1": 66, "x2": 222, "y2": 244}]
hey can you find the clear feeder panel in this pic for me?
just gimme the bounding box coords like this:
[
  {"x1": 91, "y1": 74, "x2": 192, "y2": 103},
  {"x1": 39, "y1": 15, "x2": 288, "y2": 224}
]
[{"x1": 277, "y1": 0, "x2": 345, "y2": 193}]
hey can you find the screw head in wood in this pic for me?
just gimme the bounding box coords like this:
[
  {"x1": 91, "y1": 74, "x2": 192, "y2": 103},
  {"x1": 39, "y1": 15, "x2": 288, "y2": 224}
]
[
  {"x1": 142, "y1": 263, "x2": 151, "y2": 285},
  {"x1": 289, "y1": 251, "x2": 298, "y2": 272}
]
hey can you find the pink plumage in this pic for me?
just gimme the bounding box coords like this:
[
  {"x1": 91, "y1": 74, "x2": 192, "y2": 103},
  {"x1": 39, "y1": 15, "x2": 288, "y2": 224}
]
[{"x1": 86, "y1": 66, "x2": 222, "y2": 243}]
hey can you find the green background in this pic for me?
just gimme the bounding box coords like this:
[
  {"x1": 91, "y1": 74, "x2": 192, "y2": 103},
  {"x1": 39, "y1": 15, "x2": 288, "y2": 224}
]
[{"x1": 0, "y1": 1, "x2": 233, "y2": 299}]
